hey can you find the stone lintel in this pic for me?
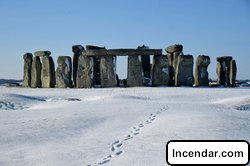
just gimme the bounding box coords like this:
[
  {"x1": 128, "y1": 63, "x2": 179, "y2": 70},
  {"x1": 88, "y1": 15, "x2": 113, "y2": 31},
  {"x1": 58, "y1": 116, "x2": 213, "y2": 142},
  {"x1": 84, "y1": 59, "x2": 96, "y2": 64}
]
[{"x1": 84, "y1": 48, "x2": 162, "y2": 56}]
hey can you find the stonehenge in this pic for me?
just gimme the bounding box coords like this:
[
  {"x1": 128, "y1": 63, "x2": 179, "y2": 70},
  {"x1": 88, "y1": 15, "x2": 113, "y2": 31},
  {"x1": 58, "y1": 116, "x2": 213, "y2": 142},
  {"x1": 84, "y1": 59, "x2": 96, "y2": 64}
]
[
  {"x1": 195, "y1": 55, "x2": 210, "y2": 86},
  {"x1": 23, "y1": 53, "x2": 33, "y2": 87},
  {"x1": 22, "y1": 44, "x2": 238, "y2": 89},
  {"x1": 216, "y1": 56, "x2": 237, "y2": 87},
  {"x1": 56, "y1": 56, "x2": 73, "y2": 88}
]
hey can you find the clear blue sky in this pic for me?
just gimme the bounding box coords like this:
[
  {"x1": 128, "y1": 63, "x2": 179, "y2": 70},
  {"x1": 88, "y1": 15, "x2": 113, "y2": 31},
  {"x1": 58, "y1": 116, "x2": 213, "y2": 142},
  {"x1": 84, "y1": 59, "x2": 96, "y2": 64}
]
[{"x1": 0, "y1": 0, "x2": 249, "y2": 79}]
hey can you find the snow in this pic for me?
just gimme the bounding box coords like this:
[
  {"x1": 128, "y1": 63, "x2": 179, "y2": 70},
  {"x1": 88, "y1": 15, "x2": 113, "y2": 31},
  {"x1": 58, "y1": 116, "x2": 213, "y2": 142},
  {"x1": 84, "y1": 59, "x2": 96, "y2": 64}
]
[{"x1": 0, "y1": 86, "x2": 250, "y2": 166}]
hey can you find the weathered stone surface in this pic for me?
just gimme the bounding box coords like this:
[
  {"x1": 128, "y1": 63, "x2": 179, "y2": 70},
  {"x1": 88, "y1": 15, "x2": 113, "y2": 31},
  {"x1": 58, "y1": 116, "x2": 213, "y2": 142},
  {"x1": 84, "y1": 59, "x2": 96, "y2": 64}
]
[
  {"x1": 56, "y1": 56, "x2": 73, "y2": 88},
  {"x1": 41, "y1": 56, "x2": 56, "y2": 88},
  {"x1": 165, "y1": 44, "x2": 183, "y2": 54},
  {"x1": 35, "y1": 51, "x2": 51, "y2": 57},
  {"x1": 230, "y1": 60, "x2": 237, "y2": 86},
  {"x1": 217, "y1": 56, "x2": 232, "y2": 63},
  {"x1": 138, "y1": 45, "x2": 151, "y2": 78},
  {"x1": 167, "y1": 52, "x2": 182, "y2": 86},
  {"x1": 76, "y1": 54, "x2": 93, "y2": 88},
  {"x1": 72, "y1": 45, "x2": 84, "y2": 87},
  {"x1": 152, "y1": 55, "x2": 169, "y2": 86},
  {"x1": 23, "y1": 53, "x2": 33, "y2": 87},
  {"x1": 194, "y1": 55, "x2": 210, "y2": 86},
  {"x1": 100, "y1": 56, "x2": 117, "y2": 88},
  {"x1": 31, "y1": 56, "x2": 42, "y2": 88},
  {"x1": 216, "y1": 56, "x2": 232, "y2": 86},
  {"x1": 85, "y1": 48, "x2": 162, "y2": 56},
  {"x1": 86, "y1": 45, "x2": 105, "y2": 50},
  {"x1": 175, "y1": 55, "x2": 194, "y2": 86},
  {"x1": 127, "y1": 55, "x2": 144, "y2": 87}
]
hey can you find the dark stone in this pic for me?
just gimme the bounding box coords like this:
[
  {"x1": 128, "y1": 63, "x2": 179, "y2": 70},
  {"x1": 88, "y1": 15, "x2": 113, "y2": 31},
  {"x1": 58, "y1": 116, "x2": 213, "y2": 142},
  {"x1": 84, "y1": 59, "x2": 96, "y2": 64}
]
[
  {"x1": 86, "y1": 45, "x2": 106, "y2": 50},
  {"x1": 41, "y1": 56, "x2": 56, "y2": 88},
  {"x1": 35, "y1": 51, "x2": 51, "y2": 57},
  {"x1": 165, "y1": 44, "x2": 183, "y2": 54},
  {"x1": 76, "y1": 55, "x2": 93, "y2": 88},
  {"x1": 175, "y1": 55, "x2": 194, "y2": 86},
  {"x1": 23, "y1": 53, "x2": 33, "y2": 87},
  {"x1": 216, "y1": 56, "x2": 233, "y2": 86},
  {"x1": 100, "y1": 56, "x2": 117, "y2": 88},
  {"x1": 127, "y1": 55, "x2": 144, "y2": 87},
  {"x1": 31, "y1": 56, "x2": 42, "y2": 88},
  {"x1": 230, "y1": 60, "x2": 237, "y2": 87},
  {"x1": 72, "y1": 45, "x2": 84, "y2": 87},
  {"x1": 151, "y1": 55, "x2": 169, "y2": 86},
  {"x1": 217, "y1": 56, "x2": 232, "y2": 63},
  {"x1": 194, "y1": 55, "x2": 210, "y2": 86},
  {"x1": 56, "y1": 56, "x2": 73, "y2": 88}
]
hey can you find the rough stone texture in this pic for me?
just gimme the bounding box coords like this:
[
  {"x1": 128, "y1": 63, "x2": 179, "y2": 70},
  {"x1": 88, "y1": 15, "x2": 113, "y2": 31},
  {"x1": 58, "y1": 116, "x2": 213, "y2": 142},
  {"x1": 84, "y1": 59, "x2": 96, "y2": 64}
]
[
  {"x1": 151, "y1": 55, "x2": 169, "y2": 86},
  {"x1": 31, "y1": 56, "x2": 42, "y2": 88},
  {"x1": 167, "y1": 51, "x2": 183, "y2": 86},
  {"x1": 137, "y1": 45, "x2": 151, "y2": 78},
  {"x1": 100, "y1": 56, "x2": 117, "y2": 88},
  {"x1": 72, "y1": 45, "x2": 84, "y2": 87},
  {"x1": 230, "y1": 60, "x2": 237, "y2": 86},
  {"x1": 175, "y1": 55, "x2": 194, "y2": 86},
  {"x1": 23, "y1": 53, "x2": 33, "y2": 87},
  {"x1": 86, "y1": 45, "x2": 106, "y2": 50},
  {"x1": 41, "y1": 56, "x2": 56, "y2": 88},
  {"x1": 56, "y1": 56, "x2": 73, "y2": 88},
  {"x1": 165, "y1": 44, "x2": 183, "y2": 54},
  {"x1": 216, "y1": 56, "x2": 233, "y2": 86},
  {"x1": 127, "y1": 55, "x2": 144, "y2": 87},
  {"x1": 194, "y1": 55, "x2": 210, "y2": 86},
  {"x1": 76, "y1": 54, "x2": 93, "y2": 88},
  {"x1": 35, "y1": 51, "x2": 51, "y2": 57}
]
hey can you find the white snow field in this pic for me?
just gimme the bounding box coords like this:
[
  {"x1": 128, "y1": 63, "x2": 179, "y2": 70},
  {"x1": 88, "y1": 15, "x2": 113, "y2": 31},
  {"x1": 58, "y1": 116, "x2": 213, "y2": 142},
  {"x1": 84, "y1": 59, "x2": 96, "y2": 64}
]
[{"x1": 0, "y1": 86, "x2": 250, "y2": 166}]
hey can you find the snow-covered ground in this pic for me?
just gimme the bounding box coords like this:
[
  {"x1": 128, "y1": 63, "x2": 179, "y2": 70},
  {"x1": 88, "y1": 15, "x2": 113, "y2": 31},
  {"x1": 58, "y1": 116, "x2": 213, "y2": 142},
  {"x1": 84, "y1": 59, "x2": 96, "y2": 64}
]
[{"x1": 0, "y1": 86, "x2": 250, "y2": 166}]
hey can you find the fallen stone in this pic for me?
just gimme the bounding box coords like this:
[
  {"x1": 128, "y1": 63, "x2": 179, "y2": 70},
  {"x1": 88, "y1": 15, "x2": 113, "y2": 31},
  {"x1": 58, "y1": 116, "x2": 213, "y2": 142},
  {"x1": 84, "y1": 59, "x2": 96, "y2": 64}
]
[
  {"x1": 175, "y1": 55, "x2": 194, "y2": 86},
  {"x1": 151, "y1": 55, "x2": 169, "y2": 86},
  {"x1": 56, "y1": 56, "x2": 73, "y2": 88},
  {"x1": 194, "y1": 55, "x2": 210, "y2": 86},
  {"x1": 23, "y1": 53, "x2": 33, "y2": 87}
]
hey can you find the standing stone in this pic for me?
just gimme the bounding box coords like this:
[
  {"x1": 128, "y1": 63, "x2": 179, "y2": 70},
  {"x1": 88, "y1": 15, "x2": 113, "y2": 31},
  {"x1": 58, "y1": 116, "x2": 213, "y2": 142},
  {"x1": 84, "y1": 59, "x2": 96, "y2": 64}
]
[
  {"x1": 72, "y1": 45, "x2": 84, "y2": 87},
  {"x1": 138, "y1": 45, "x2": 151, "y2": 78},
  {"x1": 175, "y1": 55, "x2": 194, "y2": 86},
  {"x1": 230, "y1": 60, "x2": 237, "y2": 86},
  {"x1": 194, "y1": 55, "x2": 210, "y2": 86},
  {"x1": 56, "y1": 56, "x2": 73, "y2": 88},
  {"x1": 31, "y1": 56, "x2": 42, "y2": 88},
  {"x1": 127, "y1": 55, "x2": 144, "y2": 87},
  {"x1": 86, "y1": 45, "x2": 105, "y2": 87},
  {"x1": 165, "y1": 44, "x2": 183, "y2": 86},
  {"x1": 216, "y1": 56, "x2": 232, "y2": 86},
  {"x1": 23, "y1": 53, "x2": 33, "y2": 87},
  {"x1": 76, "y1": 54, "x2": 93, "y2": 88},
  {"x1": 151, "y1": 55, "x2": 169, "y2": 86},
  {"x1": 100, "y1": 56, "x2": 117, "y2": 88},
  {"x1": 41, "y1": 56, "x2": 56, "y2": 88}
]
